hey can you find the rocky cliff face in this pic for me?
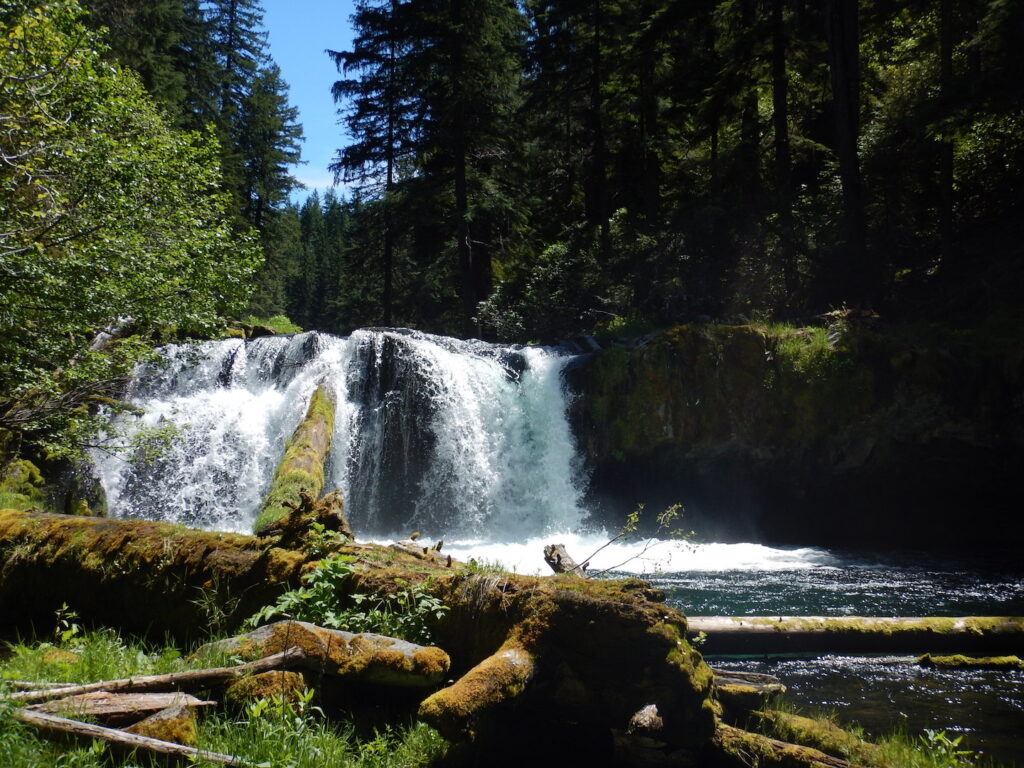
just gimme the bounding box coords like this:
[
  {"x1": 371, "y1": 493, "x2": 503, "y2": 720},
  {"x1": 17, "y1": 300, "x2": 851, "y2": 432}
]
[{"x1": 567, "y1": 317, "x2": 1024, "y2": 550}]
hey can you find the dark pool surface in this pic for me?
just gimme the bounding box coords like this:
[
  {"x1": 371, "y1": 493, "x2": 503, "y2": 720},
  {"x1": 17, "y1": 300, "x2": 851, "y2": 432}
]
[
  {"x1": 638, "y1": 550, "x2": 1024, "y2": 764},
  {"x1": 651, "y1": 552, "x2": 1024, "y2": 617},
  {"x1": 710, "y1": 655, "x2": 1024, "y2": 765}
]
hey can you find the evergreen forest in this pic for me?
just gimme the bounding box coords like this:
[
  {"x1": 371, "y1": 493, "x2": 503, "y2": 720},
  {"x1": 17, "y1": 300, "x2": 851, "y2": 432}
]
[{"x1": 3, "y1": 0, "x2": 1024, "y2": 454}]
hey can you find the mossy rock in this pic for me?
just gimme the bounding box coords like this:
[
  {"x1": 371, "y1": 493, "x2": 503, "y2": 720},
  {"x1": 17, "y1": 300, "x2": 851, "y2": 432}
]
[
  {"x1": 124, "y1": 704, "x2": 197, "y2": 747},
  {"x1": 225, "y1": 670, "x2": 308, "y2": 705}
]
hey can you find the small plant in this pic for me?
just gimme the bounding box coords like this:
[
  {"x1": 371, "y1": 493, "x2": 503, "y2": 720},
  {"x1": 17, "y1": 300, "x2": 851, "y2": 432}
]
[
  {"x1": 54, "y1": 603, "x2": 83, "y2": 648},
  {"x1": 245, "y1": 555, "x2": 448, "y2": 645},
  {"x1": 920, "y1": 729, "x2": 977, "y2": 768},
  {"x1": 583, "y1": 503, "x2": 695, "y2": 576},
  {"x1": 303, "y1": 521, "x2": 349, "y2": 558}
]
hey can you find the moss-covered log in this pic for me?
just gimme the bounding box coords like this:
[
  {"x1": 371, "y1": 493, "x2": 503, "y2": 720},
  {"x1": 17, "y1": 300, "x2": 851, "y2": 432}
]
[
  {"x1": 0, "y1": 508, "x2": 309, "y2": 639},
  {"x1": 254, "y1": 383, "x2": 336, "y2": 534},
  {"x1": 712, "y1": 723, "x2": 868, "y2": 768},
  {"x1": 753, "y1": 711, "x2": 882, "y2": 766},
  {"x1": 688, "y1": 616, "x2": 1024, "y2": 655}
]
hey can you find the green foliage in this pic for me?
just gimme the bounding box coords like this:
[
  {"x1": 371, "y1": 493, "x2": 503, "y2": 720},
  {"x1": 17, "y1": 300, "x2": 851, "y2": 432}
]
[
  {"x1": 0, "y1": 0, "x2": 260, "y2": 458},
  {"x1": 246, "y1": 555, "x2": 448, "y2": 645},
  {"x1": 302, "y1": 521, "x2": 350, "y2": 559}
]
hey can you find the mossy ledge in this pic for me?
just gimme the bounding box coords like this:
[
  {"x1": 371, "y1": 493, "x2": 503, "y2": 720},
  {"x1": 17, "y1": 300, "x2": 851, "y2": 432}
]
[
  {"x1": 567, "y1": 318, "x2": 1024, "y2": 550},
  {"x1": 688, "y1": 616, "x2": 1024, "y2": 655},
  {"x1": 254, "y1": 383, "x2": 336, "y2": 534}
]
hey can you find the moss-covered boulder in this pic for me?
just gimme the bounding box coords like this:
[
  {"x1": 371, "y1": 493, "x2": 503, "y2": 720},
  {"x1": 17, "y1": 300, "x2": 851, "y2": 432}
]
[
  {"x1": 225, "y1": 670, "x2": 309, "y2": 705},
  {"x1": 255, "y1": 383, "x2": 336, "y2": 534},
  {"x1": 203, "y1": 620, "x2": 450, "y2": 687},
  {"x1": 123, "y1": 704, "x2": 197, "y2": 747}
]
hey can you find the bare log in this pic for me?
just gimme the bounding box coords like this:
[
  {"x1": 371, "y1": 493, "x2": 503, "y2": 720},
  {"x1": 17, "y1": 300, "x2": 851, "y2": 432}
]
[
  {"x1": 32, "y1": 692, "x2": 214, "y2": 721},
  {"x1": 418, "y1": 641, "x2": 535, "y2": 741},
  {"x1": 9, "y1": 647, "x2": 307, "y2": 705},
  {"x1": 542, "y1": 543, "x2": 587, "y2": 576},
  {"x1": 688, "y1": 616, "x2": 1024, "y2": 655},
  {"x1": 12, "y1": 708, "x2": 246, "y2": 766},
  {"x1": 199, "y1": 620, "x2": 449, "y2": 687}
]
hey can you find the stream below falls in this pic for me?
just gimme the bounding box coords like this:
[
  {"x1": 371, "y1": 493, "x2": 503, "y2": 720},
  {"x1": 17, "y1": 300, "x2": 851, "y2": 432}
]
[{"x1": 92, "y1": 330, "x2": 1024, "y2": 763}]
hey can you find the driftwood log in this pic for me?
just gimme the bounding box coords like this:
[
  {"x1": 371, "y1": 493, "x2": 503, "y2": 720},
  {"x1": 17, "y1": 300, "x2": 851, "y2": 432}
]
[
  {"x1": 12, "y1": 708, "x2": 245, "y2": 766},
  {"x1": 9, "y1": 648, "x2": 307, "y2": 705},
  {"x1": 31, "y1": 691, "x2": 214, "y2": 723},
  {"x1": 542, "y1": 543, "x2": 587, "y2": 576},
  {"x1": 688, "y1": 616, "x2": 1024, "y2": 654}
]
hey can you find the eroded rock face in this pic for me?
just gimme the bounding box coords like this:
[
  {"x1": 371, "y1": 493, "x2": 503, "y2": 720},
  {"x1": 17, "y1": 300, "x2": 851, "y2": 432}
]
[{"x1": 567, "y1": 321, "x2": 1024, "y2": 550}]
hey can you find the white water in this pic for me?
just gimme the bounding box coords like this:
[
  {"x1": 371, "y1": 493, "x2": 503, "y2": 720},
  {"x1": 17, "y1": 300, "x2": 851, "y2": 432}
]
[
  {"x1": 95, "y1": 329, "x2": 586, "y2": 538},
  {"x1": 437, "y1": 534, "x2": 837, "y2": 576}
]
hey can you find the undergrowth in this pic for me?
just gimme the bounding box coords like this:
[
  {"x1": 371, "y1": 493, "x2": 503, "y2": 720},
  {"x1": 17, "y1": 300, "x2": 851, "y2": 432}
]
[{"x1": 0, "y1": 625, "x2": 447, "y2": 768}]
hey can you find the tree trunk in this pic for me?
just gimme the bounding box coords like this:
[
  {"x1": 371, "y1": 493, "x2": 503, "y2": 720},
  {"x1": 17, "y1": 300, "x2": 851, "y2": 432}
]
[
  {"x1": 825, "y1": 0, "x2": 868, "y2": 305},
  {"x1": 772, "y1": 0, "x2": 798, "y2": 298},
  {"x1": 938, "y1": 0, "x2": 954, "y2": 267},
  {"x1": 542, "y1": 543, "x2": 587, "y2": 576}
]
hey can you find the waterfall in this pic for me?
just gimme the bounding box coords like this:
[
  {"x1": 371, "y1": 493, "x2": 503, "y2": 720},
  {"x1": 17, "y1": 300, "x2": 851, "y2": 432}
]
[{"x1": 93, "y1": 329, "x2": 587, "y2": 539}]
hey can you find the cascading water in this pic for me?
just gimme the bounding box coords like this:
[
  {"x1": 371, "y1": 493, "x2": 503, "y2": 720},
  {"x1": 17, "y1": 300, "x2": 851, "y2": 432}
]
[{"x1": 94, "y1": 328, "x2": 586, "y2": 539}]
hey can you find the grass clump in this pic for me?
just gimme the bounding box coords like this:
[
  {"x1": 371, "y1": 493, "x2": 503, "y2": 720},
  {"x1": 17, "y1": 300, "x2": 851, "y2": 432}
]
[{"x1": 244, "y1": 314, "x2": 303, "y2": 334}]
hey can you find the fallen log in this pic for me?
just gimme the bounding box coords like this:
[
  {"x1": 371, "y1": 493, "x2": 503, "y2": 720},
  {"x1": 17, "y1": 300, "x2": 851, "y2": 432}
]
[
  {"x1": 199, "y1": 620, "x2": 450, "y2": 687},
  {"x1": 0, "y1": 509, "x2": 310, "y2": 639},
  {"x1": 542, "y1": 543, "x2": 587, "y2": 576},
  {"x1": 12, "y1": 708, "x2": 246, "y2": 766},
  {"x1": 753, "y1": 710, "x2": 882, "y2": 766},
  {"x1": 254, "y1": 383, "x2": 336, "y2": 534},
  {"x1": 9, "y1": 647, "x2": 307, "y2": 705},
  {"x1": 714, "y1": 723, "x2": 867, "y2": 768},
  {"x1": 31, "y1": 692, "x2": 214, "y2": 723},
  {"x1": 688, "y1": 616, "x2": 1024, "y2": 655}
]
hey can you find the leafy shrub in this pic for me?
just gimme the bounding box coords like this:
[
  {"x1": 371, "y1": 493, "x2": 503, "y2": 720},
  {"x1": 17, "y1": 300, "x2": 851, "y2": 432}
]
[{"x1": 245, "y1": 555, "x2": 448, "y2": 645}]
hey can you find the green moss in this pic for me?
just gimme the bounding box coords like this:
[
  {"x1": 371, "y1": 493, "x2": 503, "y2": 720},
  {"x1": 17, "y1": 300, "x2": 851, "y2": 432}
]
[
  {"x1": 917, "y1": 653, "x2": 1024, "y2": 669},
  {"x1": 755, "y1": 710, "x2": 883, "y2": 765},
  {"x1": 255, "y1": 385, "x2": 336, "y2": 534},
  {"x1": 0, "y1": 460, "x2": 46, "y2": 511}
]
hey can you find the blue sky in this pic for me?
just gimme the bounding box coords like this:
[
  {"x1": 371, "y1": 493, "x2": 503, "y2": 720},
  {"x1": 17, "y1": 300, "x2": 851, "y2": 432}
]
[{"x1": 263, "y1": 1, "x2": 356, "y2": 201}]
